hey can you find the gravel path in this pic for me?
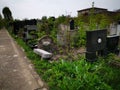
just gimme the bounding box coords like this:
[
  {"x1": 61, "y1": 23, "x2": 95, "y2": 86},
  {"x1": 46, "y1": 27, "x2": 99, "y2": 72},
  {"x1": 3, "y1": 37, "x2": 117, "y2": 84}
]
[{"x1": 0, "y1": 29, "x2": 47, "y2": 90}]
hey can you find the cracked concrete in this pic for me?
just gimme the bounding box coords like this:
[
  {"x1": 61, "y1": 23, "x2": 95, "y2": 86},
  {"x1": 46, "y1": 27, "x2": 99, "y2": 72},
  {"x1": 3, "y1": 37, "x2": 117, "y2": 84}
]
[{"x1": 0, "y1": 29, "x2": 48, "y2": 90}]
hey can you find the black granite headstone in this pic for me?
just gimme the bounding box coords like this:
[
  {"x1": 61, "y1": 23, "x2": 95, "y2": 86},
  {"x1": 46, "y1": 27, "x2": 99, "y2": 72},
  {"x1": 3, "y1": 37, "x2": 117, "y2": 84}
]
[
  {"x1": 86, "y1": 29, "x2": 107, "y2": 62},
  {"x1": 86, "y1": 29, "x2": 107, "y2": 52},
  {"x1": 86, "y1": 52, "x2": 97, "y2": 62},
  {"x1": 70, "y1": 20, "x2": 74, "y2": 30}
]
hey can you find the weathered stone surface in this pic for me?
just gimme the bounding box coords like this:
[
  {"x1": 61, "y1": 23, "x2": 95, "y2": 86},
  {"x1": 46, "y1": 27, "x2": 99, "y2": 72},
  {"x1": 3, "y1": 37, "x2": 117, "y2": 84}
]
[{"x1": 34, "y1": 49, "x2": 52, "y2": 59}]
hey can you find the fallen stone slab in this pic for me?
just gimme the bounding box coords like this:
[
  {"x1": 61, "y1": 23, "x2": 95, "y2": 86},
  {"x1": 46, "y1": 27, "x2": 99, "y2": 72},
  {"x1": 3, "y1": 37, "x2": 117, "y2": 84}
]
[{"x1": 34, "y1": 49, "x2": 52, "y2": 59}]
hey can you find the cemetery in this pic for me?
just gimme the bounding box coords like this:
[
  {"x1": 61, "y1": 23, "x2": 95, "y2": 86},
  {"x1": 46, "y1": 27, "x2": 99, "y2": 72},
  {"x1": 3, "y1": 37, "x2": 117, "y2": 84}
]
[
  {"x1": 7, "y1": 17, "x2": 120, "y2": 89},
  {"x1": 1, "y1": 6, "x2": 120, "y2": 90},
  {"x1": 10, "y1": 18, "x2": 120, "y2": 61}
]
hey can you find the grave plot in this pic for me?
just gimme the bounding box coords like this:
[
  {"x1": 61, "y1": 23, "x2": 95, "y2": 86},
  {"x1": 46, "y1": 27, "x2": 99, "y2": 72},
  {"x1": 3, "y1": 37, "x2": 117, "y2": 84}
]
[
  {"x1": 12, "y1": 19, "x2": 120, "y2": 61},
  {"x1": 86, "y1": 29, "x2": 120, "y2": 62},
  {"x1": 33, "y1": 20, "x2": 85, "y2": 60},
  {"x1": 86, "y1": 29, "x2": 107, "y2": 62}
]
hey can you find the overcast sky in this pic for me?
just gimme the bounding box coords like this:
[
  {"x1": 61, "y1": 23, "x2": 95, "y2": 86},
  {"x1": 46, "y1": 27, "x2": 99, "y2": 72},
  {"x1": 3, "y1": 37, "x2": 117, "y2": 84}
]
[{"x1": 0, "y1": 0, "x2": 120, "y2": 20}]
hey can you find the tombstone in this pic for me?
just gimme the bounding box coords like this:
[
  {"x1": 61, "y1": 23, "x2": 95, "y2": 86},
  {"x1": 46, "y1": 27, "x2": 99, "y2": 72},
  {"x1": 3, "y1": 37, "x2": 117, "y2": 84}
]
[
  {"x1": 70, "y1": 20, "x2": 74, "y2": 30},
  {"x1": 117, "y1": 20, "x2": 120, "y2": 36},
  {"x1": 106, "y1": 35, "x2": 119, "y2": 54},
  {"x1": 57, "y1": 24, "x2": 70, "y2": 46},
  {"x1": 25, "y1": 19, "x2": 37, "y2": 25},
  {"x1": 13, "y1": 20, "x2": 25, "y2": 36},
  {"x1": 23, "y1": 25, "x2": 38, "y2": 49},
  {"x1": 13, "y1": 21, "x2": 20, "y2": 35},
  {"x1": 109, "y1": 21, "x2": 120, "y2": 36},
  {"x1": 37, "y1": 35, "x2": 55, "y2": 52},
  {"x1": 86, "y1": 29, "x2": 107, "y2": 52},
  {"x1": 57, "y1": 23, "x2": 78, "y2": 46},
  {"x1": 109, "y1": 23, "x2": 117, "y2": 35},
  {"x1": 86, "y1": 29, "x2": 107, "y2": 62},
  {"x1": 86, "y1": 52, "x2": 97, "y2": 62},
  {"x1": 25, "y1": 25, "x2": 37, "y2": 31},
  {"x1": 34, "y1": 49, "x2": 52, "y2": 59}
]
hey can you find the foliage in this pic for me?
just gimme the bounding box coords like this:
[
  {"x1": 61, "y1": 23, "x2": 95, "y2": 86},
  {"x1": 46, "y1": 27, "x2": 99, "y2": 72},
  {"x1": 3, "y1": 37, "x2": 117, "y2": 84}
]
[
  {"x1": 0, "y1": 14, "x2": 2, "y2": 19},
  {"x1": 72, "y1": 12, "x2": 112, "y2": 47},
  {"x1": 2, "y1": 7, "x2": 13, "y2": 20},
  {"x1": 99, "y1": 14, "x2": 111, "y2": 29},
  {"x1": 89, "y1": 8, "x2": 97, "y2": 30},
  {"x1": 2, "y1": 7, "x2": 13, "y2": 29},
  {"x1": 10, "y1": 29, "x2": 120, "y2": 90},
  {"x1": 0, "y1": 14, "x2": 6, "y2": 29},
  {"x1": 8, "y1": 9, "x2": 120, "y2": 90},
  {"x1": 0, "y1": 14, "x2": 3, "y2": 29}
]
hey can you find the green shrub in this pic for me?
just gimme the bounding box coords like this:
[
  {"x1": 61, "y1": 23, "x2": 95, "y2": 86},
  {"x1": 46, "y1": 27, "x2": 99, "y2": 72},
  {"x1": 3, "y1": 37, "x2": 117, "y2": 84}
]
[{"x1": 9, "y1": 25, "x2": 120, "y2": 90}]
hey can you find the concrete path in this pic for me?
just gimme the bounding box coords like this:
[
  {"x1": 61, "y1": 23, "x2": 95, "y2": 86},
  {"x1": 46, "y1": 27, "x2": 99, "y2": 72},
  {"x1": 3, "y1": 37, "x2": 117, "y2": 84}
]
[{"x1": 0, "y1": 29, "x2": 47, "y2": 90}]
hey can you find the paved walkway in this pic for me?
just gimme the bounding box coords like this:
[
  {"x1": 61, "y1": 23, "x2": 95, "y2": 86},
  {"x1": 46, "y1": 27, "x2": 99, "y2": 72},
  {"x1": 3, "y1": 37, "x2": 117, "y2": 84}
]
[{"x1": 0, "y1": 29, "x2": 47, "y2": 90}]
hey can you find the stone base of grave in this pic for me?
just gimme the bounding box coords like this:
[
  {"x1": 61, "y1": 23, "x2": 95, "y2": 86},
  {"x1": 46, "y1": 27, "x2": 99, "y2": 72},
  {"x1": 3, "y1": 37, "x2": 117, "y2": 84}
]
[{"x1": 34, "y1": 49, "x2": 52, "y2": 59}]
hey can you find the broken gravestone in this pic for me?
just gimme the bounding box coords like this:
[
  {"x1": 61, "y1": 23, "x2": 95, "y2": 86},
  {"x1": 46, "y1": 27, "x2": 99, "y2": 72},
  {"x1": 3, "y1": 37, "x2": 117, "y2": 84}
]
[{"x1": 37, "y1": 35, "x2": 56, "y2": 53}]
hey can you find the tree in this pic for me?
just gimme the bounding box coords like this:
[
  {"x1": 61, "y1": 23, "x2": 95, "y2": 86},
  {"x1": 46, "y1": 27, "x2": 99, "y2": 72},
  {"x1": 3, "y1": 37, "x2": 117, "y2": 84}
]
[
  {"x1": 0, "y1": 13, "x2": 3, "y2": 29},
  {"x1": 2, "y1": 7, "x2": 13, "y2": 20}
]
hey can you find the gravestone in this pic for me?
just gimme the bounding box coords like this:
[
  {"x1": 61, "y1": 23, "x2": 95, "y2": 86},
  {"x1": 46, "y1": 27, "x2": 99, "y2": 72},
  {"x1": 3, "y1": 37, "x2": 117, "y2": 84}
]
[
  {"x1": 86, "y1": 29, "x2": 107, "y2": 52},
  {"x1": 13, "y1": 21, "x2": 22, "y2": 35},
  {"x1": 106, "y1": 35, "x2": 119, "y2": 54},
  {"x1": 24, "y1": 19, "x2": 37, "y2": 25},
  {"x1": 117, "y1": 20, "x2": 120, "y2": 36},
  {"x1": 86, "y1": 52, "x2": 97, "y2": 62},
  {"x1": 109, "y1": 20, "x2": 120, "y2": 36},
  {"x1": 23, "y1": 25, "x2": 38, "y2": 49},
  {"x1": 109, "y1": 23, "x2": 117, "y2": 35},
  {"x1": 70, "y1": 19, "x2": 74, "y2": 30},
  {"x1": 86, "y1": 29, "x2": 107, "y2": 62},
  {"x1": 37, "y1": 35, "x2": 55, "y2": 52},
  {"x1": 57, "y1": 21, "x2": 77, "y2": 46}
]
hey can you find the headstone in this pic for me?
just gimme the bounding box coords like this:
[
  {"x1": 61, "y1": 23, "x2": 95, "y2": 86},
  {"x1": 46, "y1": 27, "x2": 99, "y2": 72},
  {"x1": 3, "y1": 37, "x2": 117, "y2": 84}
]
[
  {"x1": 57, "y1": 23, "x2": 78, "y2": 46},
  {"x1": 70, "y1": 20, "x2": 74, "y2": 30},
  {"x1": 25, "y1": 25, "x2": 37, "y2": 31},
  {"x1": 86, "y1": 29, "x2": 107, "y2": 52},
  {"x1": 86, "y1": 52, "x2": 97, "y2": 62},
  {"x1": 23, "y1": 25, "x2": 38, "y2": 49},
  {"x1": 109, "y1": 21, "x2": 120, "y2": 36},
  {"x1": 34, "y1": 49, "x2": 52, "y2": 59},
  {"x1": 86, "y1": 29, "x2": 107, "y2": 62},
  {"x1": 109, "y1": 23, "x2": 117, "y2": 35},
  {"x1": 106, "y1": 35, "x2": 119, "y2": 54},
  {"x1": 13, "y1": 21, "x2": 20, "y2": 35},
  {"x1": 117, "y1": 20, "x2": 120, "y2": 36},
  {"x1": 37, "y1": 35, "x2": 54, "y2": 52},
  {"x1": 25, "y1": 19, "x2": 37, "y2": 25}
]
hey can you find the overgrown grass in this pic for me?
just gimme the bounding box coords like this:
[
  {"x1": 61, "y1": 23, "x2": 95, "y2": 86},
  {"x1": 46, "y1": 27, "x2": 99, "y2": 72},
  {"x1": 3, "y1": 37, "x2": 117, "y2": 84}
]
[{"x1": 11, "y1": 34, "x2": 120, "y2": 90}]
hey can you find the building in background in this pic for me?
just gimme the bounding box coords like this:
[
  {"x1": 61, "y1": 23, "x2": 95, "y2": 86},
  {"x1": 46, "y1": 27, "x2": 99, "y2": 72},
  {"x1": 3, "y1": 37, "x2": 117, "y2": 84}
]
[{"x1": 77, "y1": 7, "x2": 120, "y2": 16}]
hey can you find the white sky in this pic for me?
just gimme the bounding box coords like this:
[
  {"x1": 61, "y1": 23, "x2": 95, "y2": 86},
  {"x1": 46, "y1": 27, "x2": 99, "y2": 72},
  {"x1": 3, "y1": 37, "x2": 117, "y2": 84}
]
[{"x1": 0, "y1": 0, "x2": 120, "y2": 20}]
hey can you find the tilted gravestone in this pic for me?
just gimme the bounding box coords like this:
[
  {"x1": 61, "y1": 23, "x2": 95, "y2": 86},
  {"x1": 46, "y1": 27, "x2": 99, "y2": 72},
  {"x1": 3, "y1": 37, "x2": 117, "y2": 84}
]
[{"x1": 86, "y1": 29, "x2": 107, "y2": 62}]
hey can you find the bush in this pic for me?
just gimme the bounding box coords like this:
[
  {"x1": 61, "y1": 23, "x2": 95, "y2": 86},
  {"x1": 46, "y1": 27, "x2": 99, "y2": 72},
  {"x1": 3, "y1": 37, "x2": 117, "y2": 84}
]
[{"x1": 11, "y1": 36, "x2": 120, "y2": 90}]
